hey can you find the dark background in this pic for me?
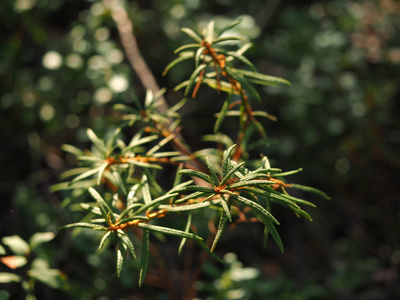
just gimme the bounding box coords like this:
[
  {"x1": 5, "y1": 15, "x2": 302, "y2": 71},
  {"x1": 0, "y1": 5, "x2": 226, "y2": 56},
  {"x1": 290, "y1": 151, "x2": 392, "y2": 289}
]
[{"x1": 1, "y1": 0, "x2": 399, "y2": 299}]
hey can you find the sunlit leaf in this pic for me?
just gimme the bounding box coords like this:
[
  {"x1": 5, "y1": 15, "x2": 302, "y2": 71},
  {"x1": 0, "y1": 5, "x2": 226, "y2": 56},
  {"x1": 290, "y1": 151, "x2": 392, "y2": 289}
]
[
  {"x1": 2, "y1": 236, "x2": 29, "y2": 256},
  {"x1": 138, "y1": 223, "x2": 203, "y2": 241},
  {"x1": 58, "y1": 222, "x2": 108, "y2": 231},
  {"x1": 87, "y1": 128, "x2": 108, "y2": 157},
  {"x1": 117, "y1": 229, "x2": 136, "y2": 259},
  {"x1": 29, "y1": 232, "x2": 55, "y2": 251},
  {"x1": 181, "y1": 28, "x2": 202, "y2": 43}
]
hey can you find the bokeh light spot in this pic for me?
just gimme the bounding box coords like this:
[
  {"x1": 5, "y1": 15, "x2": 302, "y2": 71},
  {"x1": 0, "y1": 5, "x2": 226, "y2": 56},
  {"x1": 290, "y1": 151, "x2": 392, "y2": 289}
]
[
  {"x1": 66, "y1": 54, "x2": 84, "y2": 69},
  {"x1": 109, "y1": 75, "x2": 129, "y2": 93},
  {"x1": 94, "y1": 87, "x2": 112, "y2": 104},
  {"x1": 40, "y1": 104, "x2": 55, "y2": 121},
  {"x1": 335, "y1": 158, "x2": 350, "y2": 174},
  {"x1": 42, "y1": 51, "x2": 63, "y2": 70}
]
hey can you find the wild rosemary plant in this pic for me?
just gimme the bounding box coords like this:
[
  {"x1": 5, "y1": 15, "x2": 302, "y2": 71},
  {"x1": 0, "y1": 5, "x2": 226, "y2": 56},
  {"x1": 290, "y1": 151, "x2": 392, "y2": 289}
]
[{"x1": 53, "y1": 20, "x2": 329, "y2": 286}]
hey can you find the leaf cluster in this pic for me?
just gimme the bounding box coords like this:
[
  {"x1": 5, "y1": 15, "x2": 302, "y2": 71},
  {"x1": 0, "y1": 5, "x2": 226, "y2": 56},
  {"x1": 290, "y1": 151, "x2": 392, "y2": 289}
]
[{"x1": 54, "y1": 19, "x2": 329, "y2": 286}]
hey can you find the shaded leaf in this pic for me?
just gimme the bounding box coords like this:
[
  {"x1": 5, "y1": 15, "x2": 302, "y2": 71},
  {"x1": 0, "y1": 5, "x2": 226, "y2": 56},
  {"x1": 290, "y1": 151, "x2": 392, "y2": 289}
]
[
  {"x1": 211, "y1": 212, "x2": 229, "y2": 252},
  {"x1": 289, "y1": 184, "x2": 331, "y2": 200},
  {"x1": 139, "y1": 229, "x2": 150, "y2": 287},
  {"x1": 214, "y1": 96, "x2": 231, "y2": 133},
  {"x1": 178, "y1": 213, "x2": 192, "y2": 255}
]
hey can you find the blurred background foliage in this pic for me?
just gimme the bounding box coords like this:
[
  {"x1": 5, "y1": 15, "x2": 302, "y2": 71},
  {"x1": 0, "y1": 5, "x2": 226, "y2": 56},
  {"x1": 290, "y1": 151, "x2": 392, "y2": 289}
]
[{"x1": 1, "y1": 0, "x2": 399, "y2": 299}]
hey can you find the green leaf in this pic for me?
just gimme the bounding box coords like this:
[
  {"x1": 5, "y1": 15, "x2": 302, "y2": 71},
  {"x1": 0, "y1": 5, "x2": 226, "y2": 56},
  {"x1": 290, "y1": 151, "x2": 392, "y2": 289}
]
[
  {"x1": 178, "y1": 213, "x2": 192, "y2": 255},
  {"x1": 185, "y1": 64, "x2": 207, "y2": 96},
  {"x1": 179, "y1": 169, "x2": 212, "y2": 184},
  {"x1": 211, "y1": 212, "x2": 229, "y2": 252},
  {"x1": 80, "y1": 203, "x2": 102, "y2": 216},
  {"x1": 260, "y1": 216, "x2": 284, "y2": 253},
  {"x1": 234, "y1": 69, "x2": 291, "y2": 86},
  {"x1": 2, "y1": 236, "x2": 30, "y2": 256},
  {"x1": 218, "y1": 19, "x2": 242, "y2": 35},
  {"x1": 115, "y1": 215, "x2": 149, "y2": 227},
  {"x1": 97, "y1": 162, "x2": 109, "y2": 186},
  {"x1": 127, "y1": 160, "x2": 163, "y2": 169},
  {"x1": 51, "y1": 179, "x2": 97, "y2": 192},
  {"x1": 88, "y1": 187, "x2": 116, "y2": 224},
  {"x1": 106, "y1": 127, "x2": 122, "y2": 150},
  {"x1": 262, "y1": 187, "x2": 317, "y2": 207},
  {"x1": 225, "y1": 191, "x2": 279, "y2": 225},
  {"x1": 133, "y1": 193, "x2": 179, "y2": 216},
  {"x1": 118, "y1": 203, "x2": 143, "y2": 220},
  {"x1": 58, "y1": 222, "x2": 108, "y2": 231},
  {"x1": 252, "y1": 111, "x2": 277, "y2": 121},
  {"x1": 174, "y1": 191, "x2": 206, "y2": 204},
  {"x1": 141, "y1": 174, "x2": 152, "y2": 205},
  {"x1": 174, "y1": 79, "x2": 190, "y2": 92},
  {"x1": 203, "y1": 78, "x2": 237, "y2": 94},
  {"x1": 205, "y1": 156, "x2": 220, "y2": 186},
  {"x1": 273, "y1": 168, "x2": 303, "y2": 177},
  {"x1": 139, "y1": 229, "x2": 150, "y2": 287},
  {"x1": 226, "y1": 51, "x2": 256, "y2": 71},
  {"x1": 29, "y1": 232, "x2": 55, "y2": 251},
  {"x1": 205, "y1": 20, "x2": 215, "y2": 43},
  {"x1": 181, "y1": 27, "x2": 203, "y2": 43},
  {"x1": 123, "y1": 135, "x2": 159, "y2": 153},
  {"x1": 176, "y1": 185, "x2": 215, "y2": 194},
  {"x1": 164, "y1": 201, "x2": 212, "y2": 212},
  {"x1": 221, "y1": 161, "x2": 245, "y2": 186},
  {"x1": 117, "y1": 229, "x2": 136, "y2": 259},
  {"x1": 263, "y1": 226, "x2": 269, "y2": 248},
  {"x1": 27, "y1": 267, "x2": 67, "y2": 289},
  {"x1": 87, "y1": 128, "x2": 108, "y2": 157},
  {"x1": 138, "y1": 223, "x2": 203, "y2": 241},
  {"x1": 0, "y1": 273, "x2": 22, "y2": 283},
  {"x1": 214, "y1": 96, "x2": 231, "y2": 133},
  {"x1": 212, "y1": 36, "x2": 244, "y2": 44},
  {"x1": 127, "y1": 183, "x2": 141, "y2": 206},
  {"x1": 164, "y1": 52, "x2": 195, "y2": 75},
  {"x1": 0, "y1": 245, "x2": 5, "y2": 255},
  {"x1": 61, "y1": 144, "x2": 85, "y2": 156},
  {"x1": 195, "y1": 46, "x2": 206, "y2": 68},
  {"x1": 222, "y1": 144, "x2": 237, "y2": 176},
  {"x1": 59, "y1": 167, "x2": 91, "y2": 180},
  {"x1": 99, "y1": 231, "x2": 112, "y2": 251},
  {"x1": 236, "y1": 42, "x2": 253, "y2": 56},
  {"x1": 174, "y1": 44, "x2": 201, "y2": 54},
  {"x1": 228, "y1": 179, "x2": 275, "y2": 189},
  {"x1": 111, "y1": 170, "x2": 127, "y2": 195},
  {"x1": 289, "y1": 184, "x2": 331, "y2": 200},
  {"x1": 252, "y1": 118, "x2": 268, "y2": 140},
  {"x1": 70, "y1": 167, "x2": 101, "y2": 185},
  {"x1": 116, "y1": 243, "x2": 126, "y2": 277},
  {"x1": 227, "y1": 67, "x2": 261, "y2": 101},
  {"x1": 220, "y1": 195, "x2": 232, "y2": 222}
]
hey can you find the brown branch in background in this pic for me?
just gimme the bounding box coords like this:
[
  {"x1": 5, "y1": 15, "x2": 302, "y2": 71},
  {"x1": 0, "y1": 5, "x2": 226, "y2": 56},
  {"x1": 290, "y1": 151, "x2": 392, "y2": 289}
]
[{"x1": 102, "y1": 0, "x2": 169, "y2": 115}]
